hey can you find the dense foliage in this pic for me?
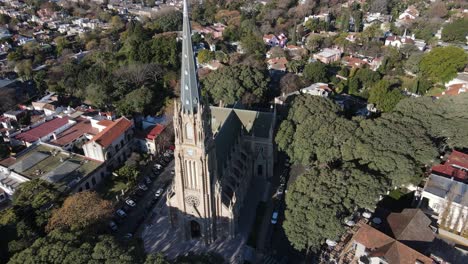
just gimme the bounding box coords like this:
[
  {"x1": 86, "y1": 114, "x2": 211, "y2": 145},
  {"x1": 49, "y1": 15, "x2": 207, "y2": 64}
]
[
  {"x1": 419, "y1": 46, "x2": 468, "y2": 84},
  {"x1": 441, "y1": 18, "x2": 468, "y2": 43},
  {"x1": 278, "y1": 93, "x2": 468, "y2": 252},
  {"x1": 202, "y1": 64, "x2": 269, "y2": 105}
]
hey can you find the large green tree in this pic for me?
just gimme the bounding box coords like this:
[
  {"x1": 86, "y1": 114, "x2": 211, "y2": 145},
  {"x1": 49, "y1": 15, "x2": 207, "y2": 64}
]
[
  {"x1": 419, "y1": 46, "x2": 468, "y2": 84},
  {"x1": 303, "y1": 62, "x2": 328, "y2": 83},
  {"x1": 202, "y1": 64, "x2": 269, "y2": 105},
  {"x1": 368, "y1": 80, "x2": 404, "y2": 112},
  {"x1": 441, "y1": 18, "x2": 468, "y2": 43}
]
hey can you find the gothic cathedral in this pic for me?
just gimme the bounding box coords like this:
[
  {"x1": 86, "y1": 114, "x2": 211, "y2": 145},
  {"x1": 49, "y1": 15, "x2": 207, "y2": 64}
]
[{"x1": 168, "y1": 0, "x2": 276, "y2": 245}]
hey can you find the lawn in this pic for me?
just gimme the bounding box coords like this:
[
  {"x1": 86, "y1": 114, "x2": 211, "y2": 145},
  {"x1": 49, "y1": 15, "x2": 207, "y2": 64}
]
[
  {"x1": 425, "y1": 86, "x2": 445, "y2": 96},
  {"x1": 97, "y1": 176, "x2": 129, "y2": 201}
]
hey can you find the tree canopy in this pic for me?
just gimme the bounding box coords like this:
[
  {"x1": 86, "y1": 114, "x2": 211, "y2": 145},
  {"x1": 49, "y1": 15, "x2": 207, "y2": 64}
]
[
  {"x1": 202, "y1": 64, "x2": 269, "y2": 105},
  {"x1": 46, "y1": 191, "x2": 113, "y2": 232},
  {"x1": 303, "y1": 62, "x2": 328, "y2": 83},
  {"x1": 277, "y1": 93, "x2": 468, "y2": 252},
  {"x1": 419, "y1": 46, "x2": 468, "y2": 84},
  {"x1": 441, "y1": 18, "x2": 468, "y2": 43}
]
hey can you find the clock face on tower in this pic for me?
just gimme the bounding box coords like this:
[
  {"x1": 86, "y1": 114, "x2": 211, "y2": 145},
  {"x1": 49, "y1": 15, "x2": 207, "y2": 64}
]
[{"x1": 185, "y1": 195, "x2": 200, "y2": 207}]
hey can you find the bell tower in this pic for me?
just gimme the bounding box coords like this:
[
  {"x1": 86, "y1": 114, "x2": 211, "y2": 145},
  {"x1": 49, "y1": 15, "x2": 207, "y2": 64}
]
[{"x1": 170, "y1": 0, "x2": 217, "y2": 244}]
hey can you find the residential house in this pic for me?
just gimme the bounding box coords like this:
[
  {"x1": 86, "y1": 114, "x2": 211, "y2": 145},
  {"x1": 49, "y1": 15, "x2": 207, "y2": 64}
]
[
  {"x1": 12, "y1": 116, "x2": 74, "y2": 147},
  {"x1": 313, "y1": 48, "x2": 342, "y2": 64},
  {"x1": 193, "y1": 23, "x2": 226, "y2": 39},
  {"x1": 3, "y1": 110, "x2": 25, "y2": 122},
  {"x1": 435, "y1": 83, "x2": 468, "y2": 98},
  {"x1": 446, "y1": 72, "x2": 468, "y2": 87},
  {"x1": 136, "y1": 122, "x2": 173, "y2": 157},
  {"x1": 300, "y1": 83, "x2": 331, "y2": 97},
  {"x1": 342, "y1": 55, "x2": 369, "y2": 68},
  {"x1": 418, "y1": 150, "x2": 468, "y2": 235},
  {"x1": 345, "y1": 33, "x2": 358, "y2": 42},
  {"x1": 0, "y1": 143, "x2": 106, "y2": 195},
  {"x1": 266, "y1": 57, "x2": 288, "y2": 72},
  {"x1": 82, "y1": 117, "x2": 134, "y2": 170},
  {"x1": 348, "y1": 223, "x2": 433, "y2": 264},
  {"x1": 396, "y1": 5, "x2": 419, "y2": 26},
  {"x1": 364, "y1": 12, "x2": 392, "y2": 29},
  {"x1": 50, "y1": 116, "x2": 100, "y2": 152},
  {"x1": 263, "y1": 33, "x2": 287, "y2": 47},
  {"x1": 303, "y1": 12, "x2": 330, "y2": 25}
]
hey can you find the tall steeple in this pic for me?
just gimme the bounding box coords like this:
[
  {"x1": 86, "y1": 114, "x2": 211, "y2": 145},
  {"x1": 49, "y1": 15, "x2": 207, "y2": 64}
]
[{"x1": 180, "y1": 0, "x2": 200, "y2": 114}]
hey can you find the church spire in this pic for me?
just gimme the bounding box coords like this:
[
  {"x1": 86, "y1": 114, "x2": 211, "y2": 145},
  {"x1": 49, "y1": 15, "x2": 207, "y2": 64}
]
[{"x1": 180, "y1": 0, "x2": 200, "y2": 114}]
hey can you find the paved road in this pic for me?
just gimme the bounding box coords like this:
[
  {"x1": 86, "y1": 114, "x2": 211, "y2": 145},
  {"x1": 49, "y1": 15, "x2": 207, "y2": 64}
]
[
  {"x1": 257, "y1": 152, "x2": 305, "y2": 263},
  {"x1": 114, "y1": 159, "x2": 175, "y2": 238}
]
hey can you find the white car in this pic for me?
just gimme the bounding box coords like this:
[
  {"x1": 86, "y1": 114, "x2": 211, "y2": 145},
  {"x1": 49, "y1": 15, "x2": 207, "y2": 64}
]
[
  {"x1": 171, "y1": 170, "x2": 175, "y2": 175},
  {"x1": 154, "y1": 164, "x2": 162, "y2": 170},
  {"x1": 155, "y1": 188, "x2": 164, "y2": 198},
  {"x1": 125, "y1": 199, "x2": 136, "y2": 207},
  {"x1": 271, "y1": 211, "x2": 279, "y2": 224},
  {"x1": 116, "y1": 209, "x2": 127, "y2": 218},
  {"x1": 138, "y1": 183, "x2": 148, "y2": 191}
]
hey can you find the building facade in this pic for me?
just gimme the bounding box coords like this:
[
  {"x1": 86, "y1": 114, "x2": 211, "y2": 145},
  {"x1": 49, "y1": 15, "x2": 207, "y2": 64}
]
[{"x1": 167, "y1": 0, "x2": 275, "y2": 245}]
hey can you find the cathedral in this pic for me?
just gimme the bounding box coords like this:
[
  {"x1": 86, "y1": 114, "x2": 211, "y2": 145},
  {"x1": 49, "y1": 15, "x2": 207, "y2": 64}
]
[{"x1": 167, "y1": 0, "x2": 276, "y2": 244}]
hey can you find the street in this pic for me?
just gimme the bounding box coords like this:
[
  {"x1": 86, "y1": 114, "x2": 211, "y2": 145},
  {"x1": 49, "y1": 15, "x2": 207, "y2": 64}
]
[
  {"x1": 114, "y1": 158, "x2": 175, "y2": 239},
  {"x1": 257, "y1": 152, "x2": 305, "y2": 264}
]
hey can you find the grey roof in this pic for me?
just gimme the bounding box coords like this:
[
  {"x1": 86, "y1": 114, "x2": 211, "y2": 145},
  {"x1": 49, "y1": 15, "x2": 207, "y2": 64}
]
[
  {"x1": 180, "y1": 0, "x2": 200, "y2": 114},
  {"x1": 210, "y1": 106, "x2": 275, "y2": 171}
]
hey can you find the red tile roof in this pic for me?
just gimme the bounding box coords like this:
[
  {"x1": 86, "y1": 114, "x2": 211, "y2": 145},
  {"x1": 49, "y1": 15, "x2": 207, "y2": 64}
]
[
  {"x1": 146, "y1": 124, "x2": 165, "y2": 140},
  {"x1": 90, "y1": 117, "x2": 133, "y2": 148},
  {"x1": 97, "y1": 119, "x2": 113, "y2": 127},
  {"x1": 431, "y1": 150, "x2": 468, "y2": 181},
  {"x1": 51, "y1": 117, "x2": 99, "y2": 146},
  {"x1": 353, "y1": 224, "x2": 433, "y2": 264},
  {"x1": 15, "y1": 117, "x2": 69, "y2": 143}
]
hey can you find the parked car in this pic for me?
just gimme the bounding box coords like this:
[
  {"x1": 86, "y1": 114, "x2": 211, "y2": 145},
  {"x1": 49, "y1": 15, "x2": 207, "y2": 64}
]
[
  {"x1": 134, "y1": 189, "x2": 145, "y2": 197},
  {"x1": 144, "y1": 177, "x2": 152, "y2": 185},
  {"x1": 124, "y1": 233, "x2": 133, "y2": 239},
  {"x1": 125, "y1": 199, "x2": 136, "y2": 207},
  {"x1": 116, "y1": 209, "x2": 127, "y2": 218},
  {"x1": 276, "y1": 186, "x2": 284, "y2": 196},
  {"x1": 109, "y1": 221, "x2": 118, "y2": 231},
  {"x1": 138, "y1": 183, "x2": 148, "y2": 191},
  {"x1": 154, "y1": 164, "x2": 163, "y2": 170},
  {"x1": 170, "y1": 170, "x2": 175, "y2": 175},
  {"x1": 271, "y1": 211, "x2": 279, "y2": 224},
  {"x1": 155, "y1": 188, "x2": 164, "y2": 199}
]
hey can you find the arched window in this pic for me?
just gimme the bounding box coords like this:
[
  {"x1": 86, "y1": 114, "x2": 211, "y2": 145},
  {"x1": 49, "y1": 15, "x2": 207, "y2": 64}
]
[
  {"x1": 92, "y1": 177, "x2": 97, "y2": 186},
  {"x1": 185, "y1": 124, "x2": 194, "y2": 140},
  {"x1": 85, "y1": 182, "x2": 90, "y2": 189}
]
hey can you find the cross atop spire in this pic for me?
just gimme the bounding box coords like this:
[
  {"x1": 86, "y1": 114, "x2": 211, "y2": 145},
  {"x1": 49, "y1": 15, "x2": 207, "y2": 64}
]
[{"x1": 180, "y1": 0, "x2": 200, "y2": 114}]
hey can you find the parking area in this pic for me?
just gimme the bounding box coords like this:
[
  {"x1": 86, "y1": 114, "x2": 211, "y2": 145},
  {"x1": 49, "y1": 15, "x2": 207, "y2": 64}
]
[{"x1": 108, "y1": 151, "x2": 175, "y2": 239}]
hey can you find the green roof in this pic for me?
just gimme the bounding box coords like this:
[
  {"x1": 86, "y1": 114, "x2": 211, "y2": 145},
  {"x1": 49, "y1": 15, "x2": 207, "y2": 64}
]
[{"x1": 10, "y1": 144, "x2": 102, "y2": 191}]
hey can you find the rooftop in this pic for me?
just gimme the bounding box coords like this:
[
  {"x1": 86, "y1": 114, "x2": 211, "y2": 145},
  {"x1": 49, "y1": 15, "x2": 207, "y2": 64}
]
[
  {"x1": 431, "y1": 150, "x2": 468, "y2": 182},
  {"x1": 15, "y1": 117, "x2": 70, "y2": 143},
  {"x1": 315, "y1": 48, "x2": 341, "y2": 58},
  {"x1": 6, "y1": 143, "x2": 102, "y2": 191},
  {"x1": 50, "y1": 117, "x2": 100, "y2": 147},
  {"x1": 146, "y1": 124, "x2": 166, "y2": 140},
  {"x1": 89, "y1": 117, "x2": 133, "y2": 148},
  {"x1": 353, "y1": 224, "x2": 433, "y2": 264}
]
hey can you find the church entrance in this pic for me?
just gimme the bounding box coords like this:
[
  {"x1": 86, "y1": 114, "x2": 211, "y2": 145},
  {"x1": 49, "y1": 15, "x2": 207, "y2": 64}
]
[{"x1": 190, "y1": 220, "x2": 201, "y2": 238}]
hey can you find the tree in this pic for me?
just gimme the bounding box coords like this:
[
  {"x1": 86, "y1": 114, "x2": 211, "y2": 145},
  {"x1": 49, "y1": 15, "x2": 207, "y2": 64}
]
[
  {"x1": 279, "y1": 73, "x2": 304, "y2": 95},
  {"x1": 46, "y1": 191, "x2": 113, "y2": 232},
  {"x1": 441, "y1": 18, "x2": 468, "y2": 43},
  {"x1": 54, "y1": 36, "x2": 70, "y2": 56},
  {"x1": 33, "y1": 70, "x2": 47, "y2": 95},
  {"x1": 429, "y1": 1, "x2": 448, "y2": 19},
  {"x1": 368, "y1": 80, "x2": 404, "y2": 112},
  {"x1": 15, "y1": 60, "x2": 33, "y2": 80},
  {"x1": 151, "y1": 10, "x2": 183, "y2": 32},
  {"x1": 404, "y1": 53, "x2": 423, "y2": 74},
  {"x1": 305, "y1": 34, "x2": 323, "y2": 52},
  {"x1": 110, "y1": 15, "x2": 125, "y2": 31},
  {"x1": 197, "y1": 49, "x2": 215, "y2": 64},
  {"x1": 117, "y1": 86, "x2": 154, "y2": 116},
  {"x1": 240, "y1": 33, "x2": 266, "y2": 56},
  {"x1": 284, "y1": 167, "x2": 384, "y2": 252},
  {"x1": 8, "y1": 230, "x2": 137, "y2": 264},
  {"x1": 303, "y1": 62, "x2": 328, "y2": 83},
  {"x1": 145, "y1": 253, "x2": 170, "y2": 264},
  {"x1": 115, "y1": 165, "x2": 139, "y2": 184},
  {"x1": 420, "y1": 46, "x2": 468, "y2": 83},
  {"x1": 85, "y1": 83, "x2": 108, "y2": 108},
  {"x1": 202, "y1": 64, "x2": 269, "y2": 105},
  {"x1": 369, "y1": 0, "x2": 388, "y2": 13}
]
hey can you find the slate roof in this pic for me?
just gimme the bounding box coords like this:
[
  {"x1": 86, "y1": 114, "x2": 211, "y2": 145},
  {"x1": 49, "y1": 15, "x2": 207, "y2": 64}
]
[
  {"x1": 387, "y1": 209, "x2": 434, "y2": 244},
  {"x1": 90, "y1": 117, "x2": 133, "y2": 148},
  {"x1": 353, "y1": 224, "x2": 433, "y2": 264}
]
